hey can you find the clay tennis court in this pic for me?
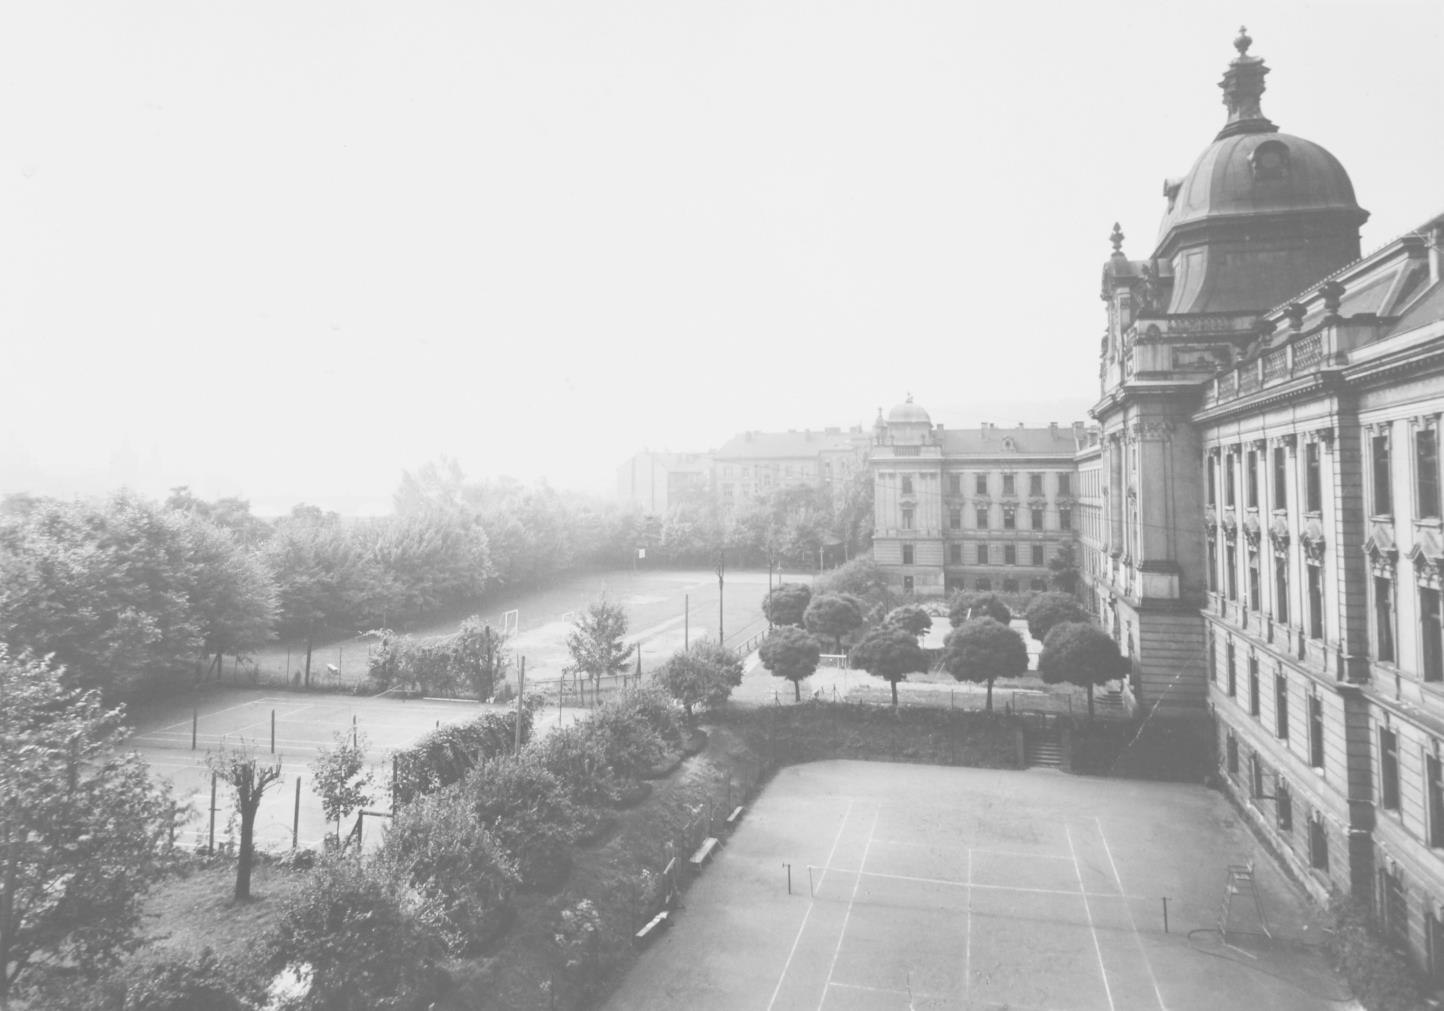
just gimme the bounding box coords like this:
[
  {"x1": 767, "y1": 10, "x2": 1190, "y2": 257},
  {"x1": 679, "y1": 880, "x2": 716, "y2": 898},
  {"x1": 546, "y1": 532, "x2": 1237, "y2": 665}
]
[{"x1": 606, "y1": 761, "x2": 1348, "y2": 1011}]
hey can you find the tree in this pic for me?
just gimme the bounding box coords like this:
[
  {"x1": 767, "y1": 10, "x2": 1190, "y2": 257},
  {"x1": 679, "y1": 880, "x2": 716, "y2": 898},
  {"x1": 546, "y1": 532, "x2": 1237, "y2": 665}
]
[
  {"x1": 311, "y1": 731, "x2": 374, "y2": 845},
  {"x1": 0, "y1": 647, "x2": 175, "y2": 1003},
  {"x1": 763, "y1": 583, "x2": 812, "y2": 628},
  {"x1": 812, "y1": 557, "x2": 894, "y2": 613},
  {"x1": 207, "y1": 745, "x2": 283, "y2": 901},
  {"x1": 265, "y1": 512, "x2": 359, "y2": 687},
  {"x1": 948, "y1": 591, "x2": 1012, "y2": 628},
  {"x1": 884, "y1": 604, "x2": 933, "y2": 638},
  {"x1": 1048, "y1": 543, "x2": 1080, "y2": 594},
  {"x1": 850, "y1": 627, "x2": 929, "y2": 706},
  {"x1": 758, "y1": 626, "x2": 821, "y2": 701},
  {"x1": 452, "y1": 617, "x2": 510, "y2": 699},
  {"x1": 1038, "y1": 621, "x2": 1129, "y2": 721},
  {"x1": 177, "y1": 514, "x2": 278, "y2": 680},
  {"x1": 564, "y1": 600, "x2": 635, "y2": 696},
  {"x1": 653, "y1": 642, "x2": 743, "y2": 718},
  {"x1": 803, "y1": 593, "x2": 865, "y2": 653},
  {"x1": 1024, "y1": 592, "x2": 1091, "y2": 644},
  {"x1": 942, "y1": 618, "x2": 1029, "y2": 712}
]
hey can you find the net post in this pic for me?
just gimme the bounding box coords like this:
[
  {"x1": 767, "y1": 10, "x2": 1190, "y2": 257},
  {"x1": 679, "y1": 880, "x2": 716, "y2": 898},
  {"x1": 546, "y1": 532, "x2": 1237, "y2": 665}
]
[
  {"x1": 270, "y1": 709, "x2": 276, "y2": 754},
  {"x1": 808, "y1": 865, "x2": 815, "y2": 898},
  {"x1": 192, "y1": 708, "x2": 198, "y2": 750},
  {"x1": 208, "y1": 773, "x2": 217, "y2": 856},
  {"x1": 292, "y1": 776, "x2": 301, "y2": 849},
  {"x1": 785, "y1": 862, "x2": 792, "y2": 895}
]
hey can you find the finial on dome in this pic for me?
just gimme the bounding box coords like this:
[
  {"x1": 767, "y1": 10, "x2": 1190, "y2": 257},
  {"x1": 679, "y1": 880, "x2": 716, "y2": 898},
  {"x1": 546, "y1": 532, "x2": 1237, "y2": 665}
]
[
  {"x1": 905, "y1": 392, "x2": 913, "y2": 404},
  {"x1": 1217, "y1": 28, "x2": 1276, "y2": 139},
  {"x1": 1110, "y1": 223, "x2": 1125, "y2": 254}
]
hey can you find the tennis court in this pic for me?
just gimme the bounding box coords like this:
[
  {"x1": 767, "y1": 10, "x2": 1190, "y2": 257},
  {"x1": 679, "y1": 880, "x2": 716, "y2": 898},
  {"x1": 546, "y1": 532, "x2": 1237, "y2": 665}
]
[{"x1": 606, "y1": 761, "x2": 1349, "y2": 1010}]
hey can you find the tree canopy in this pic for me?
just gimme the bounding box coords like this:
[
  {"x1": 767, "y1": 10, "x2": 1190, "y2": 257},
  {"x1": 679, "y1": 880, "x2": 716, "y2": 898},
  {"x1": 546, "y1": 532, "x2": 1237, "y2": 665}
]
[
  {"x1": 942, "y1": 617, "x2": 1029, "y2": 712},
  {"x1": 1038, "y1": 621, "x2": 1129, "y2": 720},
  {"x1": 884, "y1": 604, "x2": 933, "y2": 638},
  {"x1": 0, "y1": 647, "x2": 176, "y2": 1001},
  {"x1": 758, "y1": 626, "x2": 821, "y2": 701},
  {"x1": 850, "y1": 626, "x2": 929, "y2": 706},
  {"x1": 653, "y1": 642, "x2": 743, "y2": 717},
  {"x1": 803, "y1": 593, "x2": 865, "y2": 653},
  {"x1": 763, "y1": 582, "x2": 812, "y2": 627},
  {"x1": 948, "y1": 591, "x2": 1012, "y2": 628},
  {"x1": 564, "y1": 600, "x2": 635, "y2": 685},
  {"x1": 1023, "y1": 592, "x2": 1092, "y2": 644}
]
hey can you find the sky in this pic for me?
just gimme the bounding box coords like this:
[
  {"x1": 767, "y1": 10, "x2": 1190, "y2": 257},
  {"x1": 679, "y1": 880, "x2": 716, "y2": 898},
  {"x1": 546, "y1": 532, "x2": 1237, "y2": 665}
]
[{"x1": 3, "y1": 1, "x2": 1441, "y2": 516}]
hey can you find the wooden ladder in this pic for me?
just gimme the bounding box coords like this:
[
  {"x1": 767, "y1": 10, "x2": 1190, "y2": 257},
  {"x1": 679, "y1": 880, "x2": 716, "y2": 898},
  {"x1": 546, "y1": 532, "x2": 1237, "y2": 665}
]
[{"x1": 1218, "y1": 861, "x2": 1271, "y2": 943}]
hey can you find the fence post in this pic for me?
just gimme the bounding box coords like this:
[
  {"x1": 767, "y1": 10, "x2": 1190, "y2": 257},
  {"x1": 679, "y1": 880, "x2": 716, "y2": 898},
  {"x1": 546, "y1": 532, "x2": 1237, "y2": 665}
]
[
  {"x1": 270, "y1": 709, "x2": 276, "y2": 754},
  {"x1": 293, "y1": 776, "x2": 301, "y2": 850},
  {"x1": 192, "y1": 708, "x2": 198, "y2": 751},
  {"x1": 515, "y1": 656, "x2": 526, "y2": 754},
  {"x1": 208, "y1": 773, "x2": 217, "y2": 856}
]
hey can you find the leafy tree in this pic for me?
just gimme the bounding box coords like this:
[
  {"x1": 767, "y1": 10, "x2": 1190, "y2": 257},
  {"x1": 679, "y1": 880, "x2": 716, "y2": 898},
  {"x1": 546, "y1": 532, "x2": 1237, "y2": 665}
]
[
  {"x1": 850, "y1": 627, "x2": 929, "y2": 706},
  {"x1": 763, "y1": 582, "x2": 812, "y2": 627},
  {"x1": 942, "y1": 618, "x2": 1029, "y2": 712},
  {"x1": 311, "y1": 731, "x2": 374, "y2": 845},
  {"x1": 1048, "y1": 543, "x2": 1080, "y2": 594},
  {"x1": 178, "y1": 514, "x2": 278, "y2": 679},
  {"x1": 454, "y1": 617, "x2": 510, "y2": 699},
  {"x1": 0, "y1": 647, "x2": 176, "y2": 1002},
  {"x1": 812, "y1": 557, "x2": 894, "y2": 613},
  {"x1": 884, "y1": 604, "x2": 933, "y2": 638},
  {"x1": 265, "y1": 511, "x2": 360, "y2": 687},
  {"x1": 758, "y1": 626, "x2": 821, "y2": 701},
  {"x1": 1038, "y1": 621, "x2": 1129, "y2": 721},
  {"x1": 832, "y1": 466, "x2": 875, "y2": 559},
  {"x1": 1024, "y1": 592, "x2": 1091, "y2": 644},
  {"x1": 653, "y1": 642, "x2": 743, "y2": 718},
  {"x1": 948, "y1": 591, "x2": 1012, "y2": 628},
  {"x1": 207, "y1": 745, "x2": 283, "y2": 901},
  {"x1": 465, "y1": 754, "x2": 585, "y2": 888},
  {"x1": 270, "y1": 855, "x2": 444, "y2": 1011},
  {"x1": 803, "y1": 593, "x2": 865, "y2": 653},
  {"x1": 564, "y1": 600, "x2": 635, "y2": 695},
  {"x1": 164, "y1": 486, "x2": 272, "y2": 548}
]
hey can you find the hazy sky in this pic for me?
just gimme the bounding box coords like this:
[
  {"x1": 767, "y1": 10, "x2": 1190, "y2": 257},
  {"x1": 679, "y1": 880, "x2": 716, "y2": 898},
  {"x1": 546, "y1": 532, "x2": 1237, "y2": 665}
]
[{"x1": 3, "y1": 1, "x2": 1441, "y2": 515}]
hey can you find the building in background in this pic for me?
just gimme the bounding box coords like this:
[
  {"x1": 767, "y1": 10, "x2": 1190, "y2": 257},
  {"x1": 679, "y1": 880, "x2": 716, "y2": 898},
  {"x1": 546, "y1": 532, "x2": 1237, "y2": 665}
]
[
  {"x1": 614, "y1": 451, "x2": 712, "y2": 513},
  {"x1": 1085, "y1": 28, "x2": 1444, "y2": 979},
  {"x1": 711, "y1": 426, "x2": 870, "y2": 513},
  {"x1": 870, "y1": 396, "x2": 1085, "y2": 597}
]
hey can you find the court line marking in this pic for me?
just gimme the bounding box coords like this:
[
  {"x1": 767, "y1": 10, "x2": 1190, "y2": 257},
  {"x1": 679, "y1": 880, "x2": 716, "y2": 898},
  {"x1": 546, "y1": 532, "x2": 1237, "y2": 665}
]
[
  {"x1": 827, "y1": 979, "x2": 947, "y2": 1000},
  {"x1": 965, "y1": 847, "x2": 973, "y2": 999},
  {"x1": 808, "y1": 867, "x2": 1144, "y2": 902},
  {"x1": 874, "y1": 839, "x2": 1073, "y2": 862},
  {"x1": 818, "y1": 805, "x2": 881, "y2": 1010},
  {"x1": 1095, "y1": 817, "x2": 1167, "y2": 1011},
  {"x1": 1066, "y1": 824, "x2": 1117, "y2": 1011},
  {"x1": 765, "y1": 799, "x2": 855, "y2": 1011}
]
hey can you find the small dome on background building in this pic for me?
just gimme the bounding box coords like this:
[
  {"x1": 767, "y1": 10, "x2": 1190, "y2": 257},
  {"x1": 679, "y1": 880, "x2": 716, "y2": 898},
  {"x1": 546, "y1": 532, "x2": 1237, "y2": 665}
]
[{"x1": 887, "y1": 395, "x2": 931, "y2": 427}]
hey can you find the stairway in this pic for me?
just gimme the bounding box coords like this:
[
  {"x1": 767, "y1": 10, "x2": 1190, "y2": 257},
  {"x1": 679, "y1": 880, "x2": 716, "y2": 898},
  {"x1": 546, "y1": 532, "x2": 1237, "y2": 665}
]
[{"x1": 1026, "y1": 725, "x2": 1062, "y2": 768}]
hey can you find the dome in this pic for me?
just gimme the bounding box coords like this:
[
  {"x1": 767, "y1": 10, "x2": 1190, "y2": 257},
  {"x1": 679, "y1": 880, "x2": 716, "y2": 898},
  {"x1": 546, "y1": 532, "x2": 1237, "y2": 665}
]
[
  {"x1": 887, "y1": 397, "x2": 931, "y2": 426},
  {"x1": 1154, "y1": 131, "x2": 1364, "y2": 249}
]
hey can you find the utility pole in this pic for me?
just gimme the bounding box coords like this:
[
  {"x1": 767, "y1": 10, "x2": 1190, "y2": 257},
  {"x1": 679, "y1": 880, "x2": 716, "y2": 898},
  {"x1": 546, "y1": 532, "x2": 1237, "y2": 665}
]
[{"x1": 515, "y1": 656, "x2": 526, "y2": 754}]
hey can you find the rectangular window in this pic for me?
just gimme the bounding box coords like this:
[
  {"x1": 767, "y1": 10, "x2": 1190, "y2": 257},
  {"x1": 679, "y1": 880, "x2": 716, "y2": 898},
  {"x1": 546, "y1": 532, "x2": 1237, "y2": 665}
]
[
  {"x1": 1380, "y1": 728, "x2": 1400, "y2": 811},
  {"x1": 1273, "y1": 446, "x2": 1288, "y2": 510},
  {"x1": 1250, "y1": 753, "x2": 1264, "y2": 798},
  {"x1": 975, "y1": 474, "x2": 988, "y2": 495},
  {"x1": 1309, "y1": 695, "x2": 1325, "y2": 769},
  {"x1": 1029, "y1": 473, "x2": 1044, "y2": 496},
  {"x1": 1207, "y1": 540, "x2": 1218, "y2": 593},
  {"x1": 1003, "y1": 577, "x2": 1019, "y2": 593},
  {"x1": 1375, "y1": 577, "x2": 1395, "y2": 663},
  {"x1": 1420, "y1": 427, "x2": 1441, "y2": 519},
  {"x1": 1058, "y1": 474, "x2": 1071, "y2": 496},
  {"x1": 949, "y1": 543, "x2": 963, "y2": 565},
  {"x1": 1373, "y1": 434, "x2": 1392, "y2": 515},
  {"x1": 1226, "y1": 641, "x2": 1237, "y2": 697},
  {"x1": 901, "y1": 507, "x2": 915, "y2": 530},
  {"x1": 949, "y1": 508, "x2": 961, "y2": 531},
  {"x1": 1276, "y1": 674, "x2": 1289, "y2": 739},
  {"x1": 901, "y1": 544, "x2": 914, "y2": 566},
  {"x1": 1031, "y1": 545, "x2": 1045, "y2": 566},
  {"x1": 1226, "y1": 733, "x2": 1239, "y2": 776},
  {"x1": 1003, "y1": 474, "x2": 1015, "y2": 496},
  {"x1": 1382, "y1": 867, "x2": 1408, "y2": 948},
  {"x1": 1308, "y1": 565, "x2": 1324, "y2": 639},
  {"x1": 1248, "y1": 656, "x2": 1260, "y2": 717},
  {"x1": 1210, "y1": 636, "x2": 1218, "y2": 684},
  {"x1": 1429, "y1": 754, "x2": 1444, "y2": 849},
  {"x1": 1003, "y1": 510, "x2": 1016, "y2": 530},
  {"x1": 1310, "y1": 816, "x2": 1329, "y2": 872},
  {"x1": 1277, "y1": 779, "x2": 1293, "y2": 832},
  {"x1": 1425, "y1": 588, "x2": 1444, "y2": 682},
  {"x1": 1429, "y1": 913, "x2": 1444, "y2": 986},
  {"x1": 1226, "y1": 452, "x2": 1237, "y2": 507},
  {"x1": 1059, "y1": 507, "x2": 1072, "y2": 531},
  {"x1": 977, "y1": 544, "x2": 989, "y2": 565},
  {"x1": 1208, "y1": 457, "x2": 1218, "y2": 507},
  {"x1": 1275, "y1": 557, "x2": 1290, "y2": 624},
  {"x1": 1031, "y1": 507, "x2": 1044, "y2": 530},
  {"x1": 901, "y1": 475, "x2": 914, "y2": 495},
  {"x1": 1030, "y1": 578, "x2": 1047, "y2": 591},
  {"x1": 1004, "y1": 545, "x2": 1016, "y2": 566},
  {"x1": 975, "y1": 577, "x2": 991, "y2": 591},
  {"x1": 1226, "y1": 545, "x2": 1238, "y2": 600},
  {"x1": 1306, "y1": 442, "x2": 1322, "y2": 513},
  {"x1": 976, "y1": 508, "x2": 989, "y2": 529},
  {"x1": 1247, "y1": 449, "x2": 1259, "y2": 508},
  {"x1": 1248, "y1": 562, "x2": 1261, "y2": 613},
  {"x1": 948, "y1": 474, "x2": 962, "y2": 495}
]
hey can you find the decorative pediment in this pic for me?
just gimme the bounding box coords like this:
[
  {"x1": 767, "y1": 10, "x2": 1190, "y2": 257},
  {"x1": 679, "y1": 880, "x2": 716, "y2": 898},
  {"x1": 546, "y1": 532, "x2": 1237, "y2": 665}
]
[
  {"x1": 1204, "y1": 506, "x2": 1218, "y2": 541},
  {"x1": 1300, "y1": 517, "x2": 1326, "y2": 563},
  {"x1": 1363, "y1": 522, "x2": 1398, "y2": 575},
  {"x1": 1027, "y1": 496, "x2": 1049, "y2": 509},
  {"x1": 1269, "y1": 515, "x2": 1291, "y2": 557},
  {"x1": 1221, "y1": 509, "x2": 1238, "y2": 543},
  {"x1": 1242, "y1": 513, "x2": 1262, "y2": 550},
  {"x1": 1412, "y1": 526, "x2": 1444, "y2": 587}
]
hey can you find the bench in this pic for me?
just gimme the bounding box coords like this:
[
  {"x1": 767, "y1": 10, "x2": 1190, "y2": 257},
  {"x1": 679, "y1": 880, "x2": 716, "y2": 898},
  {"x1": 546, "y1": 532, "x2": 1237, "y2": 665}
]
[
  {"x1": 725, "y1": 805, "x2": 744, "y2": 826},
  {"x1": 634, "y1": 911, "x2": 669, "y2": 944},
  {"x1": 689, "y1": 837, "x2": 720, "y2": 868}
]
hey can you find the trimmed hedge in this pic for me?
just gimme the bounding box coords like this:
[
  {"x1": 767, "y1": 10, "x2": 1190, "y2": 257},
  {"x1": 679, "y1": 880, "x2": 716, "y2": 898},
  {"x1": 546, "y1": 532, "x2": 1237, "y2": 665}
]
[
  {"x1": 1323, "y1": 896, "x2": 1426, "y2": 1011},
  {"x1": 393, "y1": 706, "x2": 536, "y2": 805}
]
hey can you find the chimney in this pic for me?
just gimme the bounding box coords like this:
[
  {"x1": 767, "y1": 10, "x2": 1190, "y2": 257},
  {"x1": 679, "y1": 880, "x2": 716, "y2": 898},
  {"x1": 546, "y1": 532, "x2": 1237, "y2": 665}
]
[
  {"x1": 1073, "y1": 421, "x2": 1085, "y2": 441},
  {"x1": 1432, "y1": 223, "x2": 1444, "y2": 285},
  {"x1": 935, "y1": 423, "x2": 944, "y2": 434},
  {"x1": 981, "y1": 422, "x2": 991, "y2": 437}
]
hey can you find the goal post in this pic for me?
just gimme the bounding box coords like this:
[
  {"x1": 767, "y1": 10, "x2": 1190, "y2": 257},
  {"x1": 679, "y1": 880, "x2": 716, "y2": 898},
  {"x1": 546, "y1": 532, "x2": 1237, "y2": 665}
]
[{"x1": 501, "y1": 609, "x2": 519, "y2": 637}]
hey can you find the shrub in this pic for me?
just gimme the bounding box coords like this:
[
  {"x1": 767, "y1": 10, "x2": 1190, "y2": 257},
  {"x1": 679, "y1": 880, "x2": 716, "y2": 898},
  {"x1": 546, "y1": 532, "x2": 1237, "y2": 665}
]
[
  {"x1": 537, "y1": 724, "x2": 623, "y2": 809},
  {"x1": 118, "y1": 949, "x2": 258, "y2": 1011},
  {"x1": 577, "y1": 700, "x2": 669, "y2": 784},
  {"x1": 762, "y1": 583, "x2": 812, "y2": 627},
  {"x1": 948, "y1": 591, "x2": 1012, "y2": 627},
  {"x1": 392, "y1": 707, "x2": 534, "y2": 805},
  {"x1": 1023, "y1": 592, "x2": 1091, "y2": 643},
  {"x1": 811, "y1": 558, "x2": 895, "y2": 613},
  {"x1": 465, "y1": 754, "x2": 587, "y2": 889},
  {"x1": 653, "y1": 645, "x2": 742, "y2": 718},
  {"x1": 363, "y1": 618, "x2": 510, "y2": 699},
  {"x1": 1323, "y1": 896, "x2": 1426, "y2": 1011}
]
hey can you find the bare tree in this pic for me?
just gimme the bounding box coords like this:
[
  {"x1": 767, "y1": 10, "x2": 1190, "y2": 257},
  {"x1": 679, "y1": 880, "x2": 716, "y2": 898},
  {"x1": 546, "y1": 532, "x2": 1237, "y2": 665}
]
[{"x1": 208, "y1": 744, "x2": 283, "y2": 900}]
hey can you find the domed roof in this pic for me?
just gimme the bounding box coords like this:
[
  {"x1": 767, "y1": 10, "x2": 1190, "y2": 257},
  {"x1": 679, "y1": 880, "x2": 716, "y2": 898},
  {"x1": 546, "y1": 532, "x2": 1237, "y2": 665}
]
[
  {"x1": 1154, "y1": 131, "x2": 1362, "y2": 246},
  {"x1": 887, "y1": 396, "x2": 931, "y2": 426}
]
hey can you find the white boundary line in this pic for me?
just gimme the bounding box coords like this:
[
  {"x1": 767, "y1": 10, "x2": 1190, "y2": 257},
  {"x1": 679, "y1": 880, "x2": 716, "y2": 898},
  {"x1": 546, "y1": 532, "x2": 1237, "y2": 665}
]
[
  {"x1": 964, "y1": 847, "x2": 974, "y2": 1000},
  {"x1": 818, "y1": 805, "x2": 881, "y2": 1010},
  {"x1": 1095, "y1": 817, "x2": 1168, "y2": 1010},
  {"x1": 766, "y1": 799, "x2": 855, "y2": 1011},
  {"x1": 827, "y1": 979, "x2": 948, "y2": 1001},
  {"x1": 805, "y1": 867, "x2": 1144, "y2": 902},
  {"x1": 1066, "y1": 824, "x2": 1117, "y2": 1011}
]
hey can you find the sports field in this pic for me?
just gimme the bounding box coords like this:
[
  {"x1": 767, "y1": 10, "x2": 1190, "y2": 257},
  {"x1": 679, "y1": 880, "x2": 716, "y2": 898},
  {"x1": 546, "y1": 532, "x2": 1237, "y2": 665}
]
[{"x1": 605, "y1": 761, "x2": 1349, "y2": 1011}]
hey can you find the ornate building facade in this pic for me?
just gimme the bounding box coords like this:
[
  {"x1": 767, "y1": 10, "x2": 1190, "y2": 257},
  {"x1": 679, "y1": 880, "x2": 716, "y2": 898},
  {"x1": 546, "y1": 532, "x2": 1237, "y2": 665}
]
[
  {"x1": 1085, "y1": 29, "x2": 1444, "y2": 980},
  {"x1": 871, "y1": 398, "x2": 1084, "y2": 596}
]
